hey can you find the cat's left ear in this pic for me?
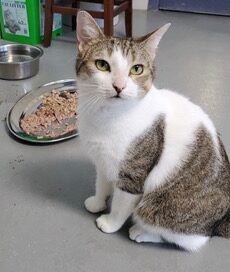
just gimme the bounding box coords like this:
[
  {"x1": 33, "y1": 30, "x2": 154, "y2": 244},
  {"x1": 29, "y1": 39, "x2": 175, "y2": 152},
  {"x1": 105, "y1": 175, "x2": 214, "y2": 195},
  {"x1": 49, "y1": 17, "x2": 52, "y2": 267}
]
[
  {"x1": 140, "y1": 23, "x2": 171, "y2": 54},
  {"x1": 77, "y1": 11, "x2": 105, "y2": 52}
]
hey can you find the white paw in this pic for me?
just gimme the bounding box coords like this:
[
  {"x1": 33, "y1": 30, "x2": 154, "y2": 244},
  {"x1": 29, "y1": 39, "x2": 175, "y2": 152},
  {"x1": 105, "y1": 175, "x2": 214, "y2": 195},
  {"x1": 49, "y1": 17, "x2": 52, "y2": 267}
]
[
  {"x1": 129, "y1": 224, "x2": 144, "y2": 242},
  {"x1": 84, "y1": 196, "x2": 107, "y2": 213},
  {"x1": 129, "y1": 224, "x2": 162, "y2": 243},
  {"x1": 96, "y1": 215, "x2": 121, "y2": 233}
]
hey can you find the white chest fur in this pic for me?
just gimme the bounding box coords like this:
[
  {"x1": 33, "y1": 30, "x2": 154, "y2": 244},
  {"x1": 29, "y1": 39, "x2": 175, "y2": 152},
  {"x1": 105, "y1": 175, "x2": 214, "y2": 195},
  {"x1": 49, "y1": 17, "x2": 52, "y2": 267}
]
[
  {"x1": 78, "y1": 87, "x2": 218, "y2": 186},
  {"x1": 79, "y1": 88, "x2": 165, "y2": 181}
]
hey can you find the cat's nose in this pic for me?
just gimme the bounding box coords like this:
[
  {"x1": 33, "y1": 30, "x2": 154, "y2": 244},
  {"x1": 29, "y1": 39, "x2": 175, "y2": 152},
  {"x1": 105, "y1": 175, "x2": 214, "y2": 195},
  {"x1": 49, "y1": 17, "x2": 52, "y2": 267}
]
[{"x1": 112, "y1": 83, "x2": 125, "y2": 95}]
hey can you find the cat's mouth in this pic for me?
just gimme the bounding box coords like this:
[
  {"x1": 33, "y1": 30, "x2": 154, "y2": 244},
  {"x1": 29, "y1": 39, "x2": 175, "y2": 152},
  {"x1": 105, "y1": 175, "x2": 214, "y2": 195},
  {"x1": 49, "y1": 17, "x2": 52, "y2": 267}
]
[{"x1": 112, "y1": 94, "x2": 121, "y2": 99}]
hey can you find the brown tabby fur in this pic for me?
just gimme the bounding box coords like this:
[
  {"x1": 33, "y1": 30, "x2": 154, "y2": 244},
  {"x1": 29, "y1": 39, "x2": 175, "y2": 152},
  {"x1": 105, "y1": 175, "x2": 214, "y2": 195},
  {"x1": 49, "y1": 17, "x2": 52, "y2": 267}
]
[
  {"x1": 117, "y1": 115, "x2": 165, "y2": 194},
  {"x1": 119, "y1": 121, "x2": 230, "y2": 237}
]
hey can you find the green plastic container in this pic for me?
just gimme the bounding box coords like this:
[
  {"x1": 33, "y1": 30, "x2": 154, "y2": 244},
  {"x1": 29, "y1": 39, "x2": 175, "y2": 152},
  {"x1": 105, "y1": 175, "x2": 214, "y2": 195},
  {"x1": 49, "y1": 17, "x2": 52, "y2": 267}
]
[{"x1": 0, "y1": 0, "x2": 62, "y2": 45}]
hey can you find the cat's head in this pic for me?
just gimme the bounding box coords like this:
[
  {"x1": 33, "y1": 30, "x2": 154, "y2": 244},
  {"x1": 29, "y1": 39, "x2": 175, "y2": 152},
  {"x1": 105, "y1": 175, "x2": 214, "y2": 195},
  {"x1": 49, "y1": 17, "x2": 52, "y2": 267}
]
[
  {"x1": 4, "y1": 10, "x2": 11, "y2": 19},
  {"x1": 76, "y1": 11, "x2": 170, "y2": 106}
]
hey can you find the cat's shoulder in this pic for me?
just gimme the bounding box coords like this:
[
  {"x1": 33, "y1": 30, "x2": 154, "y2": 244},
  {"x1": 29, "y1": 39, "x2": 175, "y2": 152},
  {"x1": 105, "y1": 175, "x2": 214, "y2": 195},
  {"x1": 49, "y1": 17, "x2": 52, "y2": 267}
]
[
  {"x1": 151, "y1": 86, "x2": 191, "y2": 104},
  {"x1": 151, "y1": 86, "x2": 203, "y2": 113},
  {"x1": 150, "y1": 86, "x2": 217, "y2": 136}
]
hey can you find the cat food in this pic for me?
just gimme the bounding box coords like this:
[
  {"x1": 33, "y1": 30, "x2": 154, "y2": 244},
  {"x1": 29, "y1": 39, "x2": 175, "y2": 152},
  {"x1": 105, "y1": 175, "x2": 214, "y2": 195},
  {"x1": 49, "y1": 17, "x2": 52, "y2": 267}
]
[{"x1": 20, "y1": 90, "x2": 78, "y2": 138}]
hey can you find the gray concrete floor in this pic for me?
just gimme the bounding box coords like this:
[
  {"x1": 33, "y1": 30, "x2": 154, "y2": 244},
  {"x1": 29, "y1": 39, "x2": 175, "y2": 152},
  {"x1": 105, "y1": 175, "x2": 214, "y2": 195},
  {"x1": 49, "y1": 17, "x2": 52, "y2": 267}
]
[{"x1": 1, "y1": 10, "x2": 230, "y2": 272}]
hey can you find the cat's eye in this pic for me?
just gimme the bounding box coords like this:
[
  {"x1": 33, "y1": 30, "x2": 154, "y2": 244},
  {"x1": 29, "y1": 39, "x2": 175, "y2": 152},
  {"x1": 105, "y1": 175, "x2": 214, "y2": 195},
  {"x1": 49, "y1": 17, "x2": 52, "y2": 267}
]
[
  {"x1": 95, "y1": 59, "x2": 110, "y2": 72},
  {"x1": 130, "y1": 64, "x2": 144, "y2": 75}
]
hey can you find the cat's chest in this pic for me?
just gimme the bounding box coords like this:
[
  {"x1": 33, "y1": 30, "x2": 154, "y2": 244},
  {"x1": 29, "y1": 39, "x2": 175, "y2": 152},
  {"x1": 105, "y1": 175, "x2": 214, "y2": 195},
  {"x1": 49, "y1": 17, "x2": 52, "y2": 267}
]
[
  {"x1": 83, "y1": 127, "x2": 131, "y2": 160},
  {"x1": 79, "y1": 95, "x2": 161, "y2": 177},
  {"x1": 81, "y1": 130, "x2": 129, "y2": 179},
  {"x1": 81, "y1": 116, "x2": 149, "y2": 177}
]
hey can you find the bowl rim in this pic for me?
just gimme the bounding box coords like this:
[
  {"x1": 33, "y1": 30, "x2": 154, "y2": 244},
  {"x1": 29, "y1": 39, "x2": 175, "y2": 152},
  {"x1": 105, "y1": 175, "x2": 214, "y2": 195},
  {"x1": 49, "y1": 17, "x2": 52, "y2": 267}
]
[
  {"x1": 6, "y1": 79, "x2": 79, "y2": 143},
  {"x1": 0, "y1": 43, "x2": 44, "y2": 65}
]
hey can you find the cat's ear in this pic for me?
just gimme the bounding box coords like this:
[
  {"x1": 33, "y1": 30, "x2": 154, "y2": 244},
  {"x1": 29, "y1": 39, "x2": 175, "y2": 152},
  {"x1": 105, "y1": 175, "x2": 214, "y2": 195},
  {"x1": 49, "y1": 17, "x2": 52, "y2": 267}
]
[
  {"x1": 140, "y1": 23, "x2": 171, "y2": 54},
  {"x1": 77, "y1": 11, "x2": 105, "y2": 52}
]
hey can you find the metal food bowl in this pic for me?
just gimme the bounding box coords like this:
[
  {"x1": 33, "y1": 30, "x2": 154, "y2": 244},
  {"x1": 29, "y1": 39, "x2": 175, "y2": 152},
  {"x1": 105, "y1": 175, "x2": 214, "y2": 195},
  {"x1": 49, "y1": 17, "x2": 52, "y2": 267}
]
[{"x1": 0, "y1": 44, "x2": 43, "y2": 80}]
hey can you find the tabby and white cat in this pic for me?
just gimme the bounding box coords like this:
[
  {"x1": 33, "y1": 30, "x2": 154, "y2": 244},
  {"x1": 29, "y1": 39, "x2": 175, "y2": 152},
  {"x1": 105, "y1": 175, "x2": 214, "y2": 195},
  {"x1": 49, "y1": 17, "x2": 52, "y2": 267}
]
[{"x1": 76, "y1": 11, "x2": 230, "y2": 251}]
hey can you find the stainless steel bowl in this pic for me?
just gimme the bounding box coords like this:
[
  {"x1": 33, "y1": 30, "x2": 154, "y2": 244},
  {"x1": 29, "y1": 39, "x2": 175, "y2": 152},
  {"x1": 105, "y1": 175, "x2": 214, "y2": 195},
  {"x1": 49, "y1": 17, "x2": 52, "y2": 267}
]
[
  {"x1": 7, "y1": 79, "x2": 79, "y2": 143},
  {"x1": 0, "y1": 44, "x2": 43, "y2": 80}
]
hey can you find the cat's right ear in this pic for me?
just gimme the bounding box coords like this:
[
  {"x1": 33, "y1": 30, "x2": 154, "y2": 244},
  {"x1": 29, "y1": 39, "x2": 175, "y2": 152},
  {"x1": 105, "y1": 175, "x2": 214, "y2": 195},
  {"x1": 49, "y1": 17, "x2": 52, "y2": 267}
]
[
  {"x1": 139, "y1": 23, "x2": 171, "y2": 56},
  {"x1": 77, "y1": 11, "x2": 104, "y2": 52}
]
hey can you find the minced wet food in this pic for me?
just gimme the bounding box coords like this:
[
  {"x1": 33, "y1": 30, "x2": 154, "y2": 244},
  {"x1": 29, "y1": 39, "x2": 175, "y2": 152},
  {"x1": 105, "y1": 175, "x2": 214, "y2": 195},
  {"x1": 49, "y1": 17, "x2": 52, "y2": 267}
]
[{"x1": 20, "y1": 90, "x2": 78, "y2": 138}]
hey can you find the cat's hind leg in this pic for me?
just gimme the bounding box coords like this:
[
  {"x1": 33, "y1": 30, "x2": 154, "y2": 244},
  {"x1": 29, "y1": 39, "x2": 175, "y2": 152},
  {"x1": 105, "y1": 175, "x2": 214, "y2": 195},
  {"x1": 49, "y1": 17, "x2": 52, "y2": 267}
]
[
  {"x1": 133, "y1": 190, "x2": 213, "y2": 251},
  {"x1": 129, "y1": 222, "x2": 209, "y2": 251},
  {"x1": 129, "y1": 224, "x2": 163, "y2": 243},
  {"x1": 162, "y1": 231, "x2": 209, "y2": 252},
  {"x1": 133, "y1": 217, "x2": 209, "y2": 251}
]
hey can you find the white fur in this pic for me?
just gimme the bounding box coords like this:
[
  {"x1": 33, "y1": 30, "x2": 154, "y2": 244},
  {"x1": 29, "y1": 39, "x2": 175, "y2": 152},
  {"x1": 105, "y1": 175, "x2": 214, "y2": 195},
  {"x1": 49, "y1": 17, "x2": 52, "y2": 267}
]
[
  {"x1": 144, "y1": 89, "x2": 220, "y2": 192},
  {"x1": 96, "y1": 188, "x2": 141, "y2": 233},
  {"x1": 79, "y1": 83, "x2": 219, "y2": 187},
  {"x1": 77, "y1": 44, "x2": 219, "y2": 252},
  {"x1": 84, "y1": 170, "x2": 112, "y2": 213},
  {"x1": 132, "y1": 218, "x2": 209, "y2": 252},
  {"x1": 129, "y1": 224, "x2": 163, "y2": 243}
]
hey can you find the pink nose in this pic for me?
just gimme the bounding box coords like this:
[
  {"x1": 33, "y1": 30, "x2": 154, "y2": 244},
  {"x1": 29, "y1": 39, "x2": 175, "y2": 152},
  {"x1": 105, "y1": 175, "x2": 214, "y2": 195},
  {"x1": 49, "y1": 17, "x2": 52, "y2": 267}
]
[{"x1": 112, "y1": 83, "x2": 126, "y2": 95}]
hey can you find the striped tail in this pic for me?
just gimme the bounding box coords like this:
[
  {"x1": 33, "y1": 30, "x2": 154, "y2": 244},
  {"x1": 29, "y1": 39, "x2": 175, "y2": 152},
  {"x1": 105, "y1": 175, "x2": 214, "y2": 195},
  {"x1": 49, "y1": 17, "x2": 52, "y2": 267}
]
[{"x1": 214, "y1": 212, "x2": 230, "y2": 238}]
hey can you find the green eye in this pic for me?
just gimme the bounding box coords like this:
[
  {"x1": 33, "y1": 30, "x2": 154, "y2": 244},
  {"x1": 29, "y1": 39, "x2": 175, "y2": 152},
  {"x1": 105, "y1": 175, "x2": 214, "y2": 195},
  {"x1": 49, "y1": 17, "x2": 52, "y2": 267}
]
[
  {"x1": 95, "y1": 59, "x2": 110, "y2": 72},
  {"x1": 130, "y1": 64, "x2": 144, "y2": 75}
]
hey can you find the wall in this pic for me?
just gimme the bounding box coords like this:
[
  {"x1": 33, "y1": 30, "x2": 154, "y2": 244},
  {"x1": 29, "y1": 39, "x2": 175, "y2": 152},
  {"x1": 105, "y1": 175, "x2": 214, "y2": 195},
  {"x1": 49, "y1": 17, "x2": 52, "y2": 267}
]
[{"x1": 133, "y1": 0, "x2": 149, "y2": 10}]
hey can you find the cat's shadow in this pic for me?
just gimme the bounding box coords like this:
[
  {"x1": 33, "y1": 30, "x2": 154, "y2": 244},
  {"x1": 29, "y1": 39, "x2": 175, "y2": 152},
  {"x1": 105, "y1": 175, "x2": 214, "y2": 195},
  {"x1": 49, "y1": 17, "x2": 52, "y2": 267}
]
[
  {"x1": 21, "y1": 158, "x2": 95, "y2": 214},
  {"x1": 21, "y1": 157, "x2": 181, "y2": 251}
]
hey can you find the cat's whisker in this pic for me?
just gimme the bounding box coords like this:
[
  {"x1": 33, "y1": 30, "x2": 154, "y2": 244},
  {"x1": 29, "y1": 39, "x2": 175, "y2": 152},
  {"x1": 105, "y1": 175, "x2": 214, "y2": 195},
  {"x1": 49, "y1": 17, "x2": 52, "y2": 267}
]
[
  {"x1": 78, "y1": 95, "x2": 102, "y2": 117},
  {"x1": 78, "y1": 95, "x2": 98, "y2": 112},
  {"x1": 78, "y1": 90, "x2": 109, "y2": 99},
  {"x1": 78, "y1": 83, "x2": 103, "y2": 90},
  {"x1": 78, "y1": 93, "x2": 107, "y2": 100},
  {"x1": 78, "y1": 82, "x2": 110, "y2": 92},
  {"x1": 79, "y1": 93, "x2": 95, "y2": 103}
]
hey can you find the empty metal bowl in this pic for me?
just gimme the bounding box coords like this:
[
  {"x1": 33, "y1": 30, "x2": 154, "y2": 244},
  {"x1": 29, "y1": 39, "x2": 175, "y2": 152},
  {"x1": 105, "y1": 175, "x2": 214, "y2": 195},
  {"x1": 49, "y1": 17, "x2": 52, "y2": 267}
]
[{"x1": 0, "y1": 44, "x2": 43, "y2": 80}]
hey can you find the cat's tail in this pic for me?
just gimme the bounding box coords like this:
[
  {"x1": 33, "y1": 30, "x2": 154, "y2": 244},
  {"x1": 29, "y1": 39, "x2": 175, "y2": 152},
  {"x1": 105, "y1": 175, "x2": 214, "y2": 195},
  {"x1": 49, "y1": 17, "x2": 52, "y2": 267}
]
[{"x1": 213, "y1": 211, "x2": 230, "y2": 238}]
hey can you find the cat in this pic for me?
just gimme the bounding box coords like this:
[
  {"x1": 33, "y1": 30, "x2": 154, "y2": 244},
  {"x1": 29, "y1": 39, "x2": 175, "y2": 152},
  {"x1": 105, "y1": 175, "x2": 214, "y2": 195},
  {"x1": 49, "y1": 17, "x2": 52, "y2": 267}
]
[
  {"x1": 4, "y1": 10, "x2": 20, "y2": 34},
  {"x1": 76, "y1": 11, "x2": 230, "y2": 251}
]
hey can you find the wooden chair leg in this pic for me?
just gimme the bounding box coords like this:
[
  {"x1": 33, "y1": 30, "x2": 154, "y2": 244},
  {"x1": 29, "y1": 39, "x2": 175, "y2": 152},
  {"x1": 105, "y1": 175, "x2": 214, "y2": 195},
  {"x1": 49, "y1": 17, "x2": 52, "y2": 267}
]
[
  {"x1": 72, "y1": 1, "x2": 79, "y2": 31},
  {"x1": 104, "y1": 0, "x2": 114, "y2": 36},
  {"x1": 43, "y1": 0, "x2": 54, "y2": 47},
  {"x1": 125, "y1": 0, "x2": 132, "y2": 37}
]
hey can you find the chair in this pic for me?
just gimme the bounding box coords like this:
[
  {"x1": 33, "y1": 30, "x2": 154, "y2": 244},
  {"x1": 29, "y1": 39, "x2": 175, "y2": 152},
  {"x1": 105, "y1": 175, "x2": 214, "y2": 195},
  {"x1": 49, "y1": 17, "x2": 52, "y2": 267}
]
[{"x1": 43, "y1": 0, "x2": 132, "y2": 47}]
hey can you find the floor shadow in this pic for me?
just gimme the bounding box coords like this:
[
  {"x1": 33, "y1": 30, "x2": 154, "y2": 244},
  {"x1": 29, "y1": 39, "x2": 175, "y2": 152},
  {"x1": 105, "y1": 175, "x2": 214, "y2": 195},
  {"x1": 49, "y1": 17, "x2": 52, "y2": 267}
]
[
  {"x1": 16, "y1": 157, "x2": 189, "y2": 252},
  {"x1": 20, "y1": 158, "x2": 96, "y2": 214}
]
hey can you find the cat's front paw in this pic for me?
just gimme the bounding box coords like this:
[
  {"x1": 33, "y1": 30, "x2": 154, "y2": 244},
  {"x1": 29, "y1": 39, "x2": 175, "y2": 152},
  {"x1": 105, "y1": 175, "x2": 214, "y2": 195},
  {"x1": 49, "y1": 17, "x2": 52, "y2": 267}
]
[
  {"x1": 96, "y1": 215, "x2": 121, "y2": 233},
  {"x1": 84, "y1": 196, "x2": 107, "y2": 213}
]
